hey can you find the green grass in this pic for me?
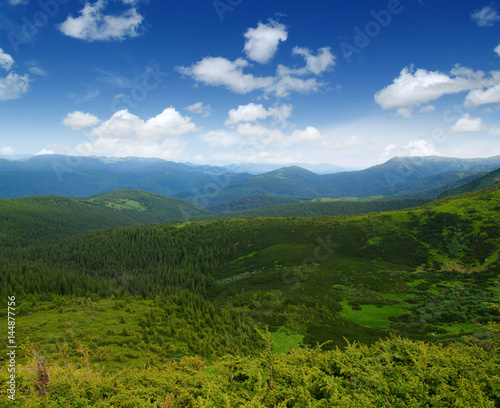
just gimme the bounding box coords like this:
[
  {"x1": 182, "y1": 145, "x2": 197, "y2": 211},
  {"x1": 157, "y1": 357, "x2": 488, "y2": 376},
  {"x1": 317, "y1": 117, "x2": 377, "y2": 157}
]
[
  {"x1": 10, "y1": 298, "x2": 149, "y2": 370},
  {"x1": 441, "y1": 322, "x2": 483, "y2": 335},
  {"x1": 256, "y1": 325, "x2": 305, "y2": 353},
  {"x1": 339, "y1": 299, "x2": 410, "y2": 329},
  {"x1": 270, "y1": 326, "x2": 305, "y2": 353}
]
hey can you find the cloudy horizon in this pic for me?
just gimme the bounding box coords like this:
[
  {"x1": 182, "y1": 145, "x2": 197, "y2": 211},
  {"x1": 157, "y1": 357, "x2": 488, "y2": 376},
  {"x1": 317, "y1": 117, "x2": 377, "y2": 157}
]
[{"x1": 2, "y1": 1, "x2": 500, "y2": 168}]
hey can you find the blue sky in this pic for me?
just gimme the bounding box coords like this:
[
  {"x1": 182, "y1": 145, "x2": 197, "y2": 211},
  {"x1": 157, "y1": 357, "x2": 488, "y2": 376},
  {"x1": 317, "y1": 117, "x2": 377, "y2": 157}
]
[{"x1": 1, "y1": 0, "x2": 500, "y2": 168}]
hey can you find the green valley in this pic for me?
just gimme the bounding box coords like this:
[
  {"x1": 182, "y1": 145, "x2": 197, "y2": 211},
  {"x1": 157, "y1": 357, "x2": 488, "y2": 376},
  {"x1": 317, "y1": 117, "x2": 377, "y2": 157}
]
[{"x1": 0, "y1": 185, "x2": 499, "y2": 406}]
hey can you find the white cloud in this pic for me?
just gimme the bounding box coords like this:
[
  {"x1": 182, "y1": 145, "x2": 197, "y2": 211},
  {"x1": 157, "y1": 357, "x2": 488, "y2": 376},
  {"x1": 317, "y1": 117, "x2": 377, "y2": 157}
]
[
  {"x1": 381, "y1": 139, "x2": 439, "y2": 160},
  {"x1": 203, "y1": 120, "x2": 323, "y2": 151},
  {"x1": 243, "y1": 20, "x2": 288, "y2": 64},
  {"x1": 62, "y1": 111, "x2": 101, "y2": 130},
  {"x1": 464, "y1": 82, "x2": 500, "y2": 107},
  {"x1": 178, "y1": 22, "x2": 335, "y2": 98},
  {"x1": 406, "y1": 139, "x2": 439, "y2": 156},
  {"x1": 278, "y1": 47, "x2": 336, "y2": 76},
  {"x1": 495, "y1": 43, "x2": 500, "y2": 56},
  {"x1": 178, "y1": 57, "x2": 274, "y2": 94},
  {"x1": 186, "y1": 102, "x2": 211, "y2": 118},
  {"x1": 289, "y1": 127, "x2": 322, "y2": 144},
  {"x1": 0, "y1": 48, "x2": 31, "y2": 101},
  {"x1": 71, "y1": 108, "x2": 198, "y2": 159},
  {"x1": 91, "y1": 108, "x2": 198, "y2": 140},
  {"x1": 0, "y1": 48, "x2": 14, "y2": 71},
  {"x1": 471, "y1": 5, "x2": 500, "y2": 27},
  {"x1": 0, "y1": 146, "x2": 15, "y2": 155},
  {"x1": 224, "y1": 103, "x2": 292, "y2": 125},
  {"x1": 225, "y1": 103, "x2": 270, "y2": 125},
  {"x1": 36, "y1": 149, "x2": 56, "y2": 155},
  {"x1": 58, "y1": 0, "x2": 144, "y2": 42},
  {"x1": 269, "y1": 75, "x2": 325, "y2": 98},
  {"x1": 419, "y1": 105, "x2": 436, "y2": 113},
  {"x1": 375, "y1": 66, "x2": 494, "y2": 117},
  {"x1": 236, "y1": 123, "x2": 322, "y2": 148},
  {"x1": 0, "y1": 72, "x2": 30, "y2": 101},
  {"x1": 28, "y1": 65, "x2": 47, "y2": 76},
  {"x1": 8, "y1": 0, "x2": 28, "y2": 5},
  {"x1": 450, "y1": 114, "x2": 487, "y2": 133}
]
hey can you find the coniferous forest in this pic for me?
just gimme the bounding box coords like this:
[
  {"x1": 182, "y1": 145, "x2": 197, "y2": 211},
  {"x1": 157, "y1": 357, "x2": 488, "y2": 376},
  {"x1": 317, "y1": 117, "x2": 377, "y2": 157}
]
[{"x1": 0, "y1": 183, "x2": 499, "y2": 406}]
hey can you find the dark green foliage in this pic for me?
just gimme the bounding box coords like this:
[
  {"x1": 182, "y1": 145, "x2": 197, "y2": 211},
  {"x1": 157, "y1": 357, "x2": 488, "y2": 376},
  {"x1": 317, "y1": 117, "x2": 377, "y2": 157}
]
[
  {"x1": 0, "y1": 190, "x2": 209, "y2": 247},
  {"x1": 207, "y1": 193, "x2": 312, "y2": 213},
  {"x1": 199, "y1": 197, "x2": 431, "y2": 220}
]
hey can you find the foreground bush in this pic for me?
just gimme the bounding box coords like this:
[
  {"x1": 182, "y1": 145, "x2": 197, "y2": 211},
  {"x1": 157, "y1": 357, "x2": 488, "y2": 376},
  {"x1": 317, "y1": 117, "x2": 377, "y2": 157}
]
[{"x1": 1, "y1": 336, "x2": 499, "y2": 407}]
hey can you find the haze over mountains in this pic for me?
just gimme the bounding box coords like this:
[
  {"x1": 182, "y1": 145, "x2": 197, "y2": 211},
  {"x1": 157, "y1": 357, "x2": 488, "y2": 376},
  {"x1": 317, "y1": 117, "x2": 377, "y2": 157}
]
[{"x1": 1, "y1": 154, "x2": 500, "y2": 202}]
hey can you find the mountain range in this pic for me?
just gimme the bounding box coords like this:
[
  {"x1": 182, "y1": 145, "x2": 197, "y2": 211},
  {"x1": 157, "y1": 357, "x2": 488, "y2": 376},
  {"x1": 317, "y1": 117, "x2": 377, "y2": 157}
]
[{"x1": 1, "y1": 154, "x2": 500, "y2": 203}]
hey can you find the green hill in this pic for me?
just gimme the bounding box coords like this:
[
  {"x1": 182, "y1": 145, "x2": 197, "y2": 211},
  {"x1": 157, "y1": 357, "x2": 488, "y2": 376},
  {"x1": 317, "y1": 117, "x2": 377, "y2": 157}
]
[
  {"x1": 438, "y1": 167, "x2": 500, "y2": 198},
  {"x1": 0, "y1": 189, "x2": 208, "y2": 246}
]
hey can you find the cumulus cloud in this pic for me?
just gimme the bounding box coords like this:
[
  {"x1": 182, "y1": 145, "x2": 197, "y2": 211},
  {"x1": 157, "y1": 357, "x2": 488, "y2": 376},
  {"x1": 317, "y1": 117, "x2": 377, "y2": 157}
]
[
  {"x1": 178, "y1": 21, "x2": 335, "y2": 98},
  {"x1": 464, "y1": 82, "x2": 500, "y2": 107},
  {"x1": 178, "y1": 57, "x2": 274, "y2": 94},
  {"x1": 471, "y1": 5, "x2": 500, "y2": 27},
  {"x1": 203, "y1": 120, "x2": 322, "y2": 150},
  {"x1": 0, "y1": 146, "x2": 15, "y2": 155},
  {"x1": 62, "y1": 111, "x2": 101, "y2": 130},
  {"x1": 70, "y1": 108, "x2": 198, "y2": 159},
  {"x1": 450, "y1": 114, "x2": 487, "y2": 133},
  {"x1": 278, "y1": 47, "x2": 336, "y2": 76},
  {"x1": 58, "y1": 0, "x2": 144, "y2": 42},
  {"x1": 91, "y1": 108, "x2": 198, "y2": 140},
  {"x1": 243, "y1": 20, "x2": 288, "y2": 64},
  {"x1": 374, "y1": 66, "x2": 495, "y2": 117},
  {"x1": 0, "y1": 48, "x2": 31, "y2": 101},
  {"x1": 235, "y1": 123, "x2": 322, "y2": 148},
  {"x1": 186, "y1": 102, "x2": 212, "y2": 118},
  {"x1": 0, "y1": 72, "x2": 30, "y2": 101},
  {"x1": 0, "y1": 49, "x2": 14, "y2": 71},
  {"x1": 225, "y1": 103, "x2": 292, "y2": 125},
  {"x1": 381, "y1": 139, "x2": 439, "y2": 160},
  {"x1": 496, "y1": 43, "x2": 500, "y2": 56}
]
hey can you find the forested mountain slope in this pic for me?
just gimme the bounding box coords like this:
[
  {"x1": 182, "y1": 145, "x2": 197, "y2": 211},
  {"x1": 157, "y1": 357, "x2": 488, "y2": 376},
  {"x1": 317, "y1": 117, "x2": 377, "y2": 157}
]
[
  {"x1": 0, "y1": 186, "x2": 499, "y2": 406},
  {"x1": 0, "y1": 189, "x2": 208, "y2": 246},
  {"x1": 439, "y1": 167, "x2": 500, "y2": 198}
]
